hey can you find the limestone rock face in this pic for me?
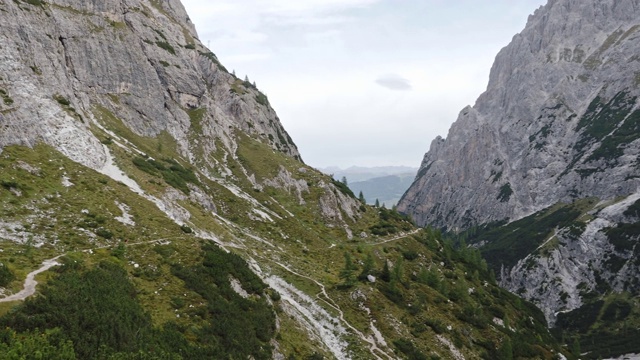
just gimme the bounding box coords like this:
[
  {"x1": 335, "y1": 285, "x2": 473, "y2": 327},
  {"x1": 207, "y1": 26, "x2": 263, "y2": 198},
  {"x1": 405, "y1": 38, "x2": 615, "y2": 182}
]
[
  {"x1": 398, "y1": 0, "x2": 640, "y2": 230},
  {"x1": 0, "y1": 0, "x2": 300, "y2": 171}
]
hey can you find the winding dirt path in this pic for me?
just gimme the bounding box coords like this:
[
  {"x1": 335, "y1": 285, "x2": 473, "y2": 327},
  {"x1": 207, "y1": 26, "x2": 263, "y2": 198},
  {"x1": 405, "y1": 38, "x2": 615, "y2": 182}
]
[
  {"x1": 0, "y1": 255, "x2": 64, "y2": 303},
  {"x1": 0, "y1": 237, "x2": 183, "y2": 303}
]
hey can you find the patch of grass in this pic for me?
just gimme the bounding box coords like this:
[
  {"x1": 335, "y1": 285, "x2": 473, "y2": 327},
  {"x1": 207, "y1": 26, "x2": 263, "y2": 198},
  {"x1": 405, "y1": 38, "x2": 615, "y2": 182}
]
[{"x1": 155, "y1": 41, "x2": 176, "y2": 55}]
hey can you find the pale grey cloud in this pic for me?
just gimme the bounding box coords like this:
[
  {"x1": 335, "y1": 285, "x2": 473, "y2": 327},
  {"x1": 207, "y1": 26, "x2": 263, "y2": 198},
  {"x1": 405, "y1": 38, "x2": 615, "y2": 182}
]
[{"x1": 375, "y1": 74, "x2": 412, "y2": 91}]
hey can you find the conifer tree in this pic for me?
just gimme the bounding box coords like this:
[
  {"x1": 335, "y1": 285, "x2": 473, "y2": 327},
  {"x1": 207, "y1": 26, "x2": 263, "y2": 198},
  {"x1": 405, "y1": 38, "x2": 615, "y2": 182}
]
[
  {"x1": 339, "y1": 252, "x2": 356, "y2": 287},
  {"x1": 358, "y1": 191, "x2": 366, "y2": 204}
]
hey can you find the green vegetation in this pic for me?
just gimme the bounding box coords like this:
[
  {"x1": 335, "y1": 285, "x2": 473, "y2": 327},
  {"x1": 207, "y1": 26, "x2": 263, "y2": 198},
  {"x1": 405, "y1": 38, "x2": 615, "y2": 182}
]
[
  {"x1": 255, "y1": 92, "x2": 269, "y2": 106},
  {"x1": 587, "y1": 109, "x2": 640, "y2": 163},
  {"x1": 370, "y1": 207, "x2": 413, "y2": 236},
  {"x1": 197, "y1": 50, "x2": 228, "y2": 73},
  {"x1": 572, "y1": 92, "x2": 637, "y2": 166},
  {"x1": 0, "y1": 89, "x2": 13, "y2": 106},
  {"x1": 457, "y1": 199, "x2": 597, "y2": 273},
  {"x1": 554, "y1": 293, "x2": 640, "y2": 359},
  {"x1": 53, "y1": 94, "x2": 83, "y2": 122},
  {"x1": 497, "y1": 183, "x2": 513, "y2": 202},
  {"x1": 155, "y1": 41, "x2": 176, "y2": 55},
  {"x1": 132, "y1": 156, "x2": 199, "y2": 194},
  {"x1": 22, "y1": 0, "x2": 45, "y2": 6},
  {"x1": 0, "y1": 243, "x2": 276, "y2": 359},
  {"x1": 0, "y1": 262, "x2": 15, "y2": 287}
]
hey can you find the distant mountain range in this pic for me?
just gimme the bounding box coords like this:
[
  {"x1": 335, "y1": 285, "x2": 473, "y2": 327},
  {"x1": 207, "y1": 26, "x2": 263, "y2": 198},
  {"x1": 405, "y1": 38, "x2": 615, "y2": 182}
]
[
  {"x1": 319, "y1": 166, "x2": 417, "y2": 183},
  {"x1": 320, "y1": 166, "x2": 418, "y2": 207}
]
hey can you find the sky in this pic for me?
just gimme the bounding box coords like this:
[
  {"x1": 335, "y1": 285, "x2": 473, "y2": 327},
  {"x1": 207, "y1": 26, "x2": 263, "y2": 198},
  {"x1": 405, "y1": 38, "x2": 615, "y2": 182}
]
[{"x1": 180, "y1": 0, "x2": 547, "y2": 169}]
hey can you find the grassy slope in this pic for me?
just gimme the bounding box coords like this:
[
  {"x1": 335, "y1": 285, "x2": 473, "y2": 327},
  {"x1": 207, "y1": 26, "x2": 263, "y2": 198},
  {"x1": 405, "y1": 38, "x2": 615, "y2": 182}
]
[{"x1": 0, "y1": 90, "x2": 564, "y2": 359}]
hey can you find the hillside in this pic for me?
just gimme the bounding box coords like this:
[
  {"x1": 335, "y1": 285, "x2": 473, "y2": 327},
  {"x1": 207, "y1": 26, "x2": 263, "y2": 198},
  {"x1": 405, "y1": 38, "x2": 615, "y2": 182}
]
[{"x1": 0, "y1": 0, "x2": 561, "y2": 359}]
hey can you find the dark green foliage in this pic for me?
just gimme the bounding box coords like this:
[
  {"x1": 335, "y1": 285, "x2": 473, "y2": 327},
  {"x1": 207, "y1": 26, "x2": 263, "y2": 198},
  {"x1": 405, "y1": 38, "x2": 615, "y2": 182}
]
[
  {"x1": 96, "y1": 228, "x2": 113, "y2": 239},
  {"x1": 197, "y1": 51, "x2": 229, "y2": 73},
  {"x1": 497, "y1": 183, "x2": 513, "y2": 202},
  {"x1": 155, "y1": 41, "x2": 176, "y2": 55},
  {"x1": 180, "y1": 225, "x2": 193, "y2": 233},
  {"x1": 0, "y1": 261, "x2": 154, "y2": 359},
  {"x1": 331, "y1": 178, "x2": 355, "y2": 198},
  {"x1": 0, "y1": 242, "x2": 276, "y2": 359},
  {"x1": 460, "y1": 203, "x2": 584, "y2": 273},
  {"x1": 255, "y1": 92, "x2": 269, "y2": 106},
  {"x1": 567, "y1": 92, "x2": 639, "y2": 171},
  {"x1": 624, "y1": 199, "x2": 640, "y2": 219},
  {"x1": 0, "y1": 328, "x2": 76, "y2": 359},
  {"x1": 587, "y1": 109, "x2": 640, "y2": 162},
  {"x1": 338, "y1": 252, "x2": 356, "y2": 288},
  {"x1": 170, "y1": 242, "x2": 275, "y2": 359},
  {"x1": 556, "y1": 301, "x2": 605, "y2": 332},
  {"x1": 497, "y1": 338, "x2": 513, "y2": 360},
  {"x1": 54, "y1": 94, "x2": 71, "y2": 106},
  {"x1": 393, "y1": 338, "x2": 428, "y2": 360},
  {"x1": 0, "y1": 262, "x2": 15, "y2": 287},
  {"x1": 605, "y1": 221, "x2": 640, "y2": 252},
  {"x1": 0, "y1": 88, "x2": 14, "y2": 105},
  {"x1": 358, "y1": 252, "x2": 375, "y2": 281},
  {"x1": 370, "y1": 207, "x2": 414, "y2": 236},
  {"x1": 23, "y1": 0, "x2": 45, "y2": 6},
  {"x1": 132, "y1": 157, "x2": 199, "y2": 194},
  {"x1": 402, "y1": 249, "x2": 419, "y2": 261}
]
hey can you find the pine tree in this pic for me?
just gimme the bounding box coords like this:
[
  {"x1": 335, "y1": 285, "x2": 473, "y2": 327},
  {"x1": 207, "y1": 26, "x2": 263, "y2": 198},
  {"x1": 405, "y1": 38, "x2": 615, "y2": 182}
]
[
  {"x1": 498, "y1": 337, "x2": 513, "y2": 360},
  {"x1": 358, "y1": 191, "x2": 366, "y2": 204},
  {"x1": 339, "y1": 252, "x2": 356, "y2": 287},
  {"x1": 375, "y1": 199, "x2": 380, "y2": 207},
  {"x1": 358, "y1": 253, "x2": 375, "y2": 281},
  {"x1": 341, "y1": 176, "x2": 348, "y2": 185},
  {"x1": 380, "y1": 260, "x2": 391, "y2": 282}
]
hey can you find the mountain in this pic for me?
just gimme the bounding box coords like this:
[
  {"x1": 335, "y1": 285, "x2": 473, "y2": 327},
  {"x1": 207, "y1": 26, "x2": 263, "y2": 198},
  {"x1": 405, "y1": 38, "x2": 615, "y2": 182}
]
[
  {"x1": 0, "y1": 0, "x2": 561, "y2": 359},
  {"x1": 321, "y1": 166, "x2": 418, "y2": 183},
  {"x1": 349, "y1": 173, "x2": 416, "y2": 207},
  {"x1": 399, "y1": 0, "x2": 640, "y2": 230},
  {"x1": 398, "y1": 0, "x2": 640, "y2": 358}
]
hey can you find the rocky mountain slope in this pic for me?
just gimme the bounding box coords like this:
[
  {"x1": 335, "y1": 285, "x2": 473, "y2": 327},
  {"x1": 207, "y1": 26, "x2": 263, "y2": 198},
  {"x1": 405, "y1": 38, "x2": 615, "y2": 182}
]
[
  {"x1": 398, "y1": 0, "x2": 640, "y2": 358},
  {"x1": 0, "y1": 0, "x2": 562, "y2": 359},
  {"x1": 398, "y1": 0, "x2": 640, "y2": 230}
]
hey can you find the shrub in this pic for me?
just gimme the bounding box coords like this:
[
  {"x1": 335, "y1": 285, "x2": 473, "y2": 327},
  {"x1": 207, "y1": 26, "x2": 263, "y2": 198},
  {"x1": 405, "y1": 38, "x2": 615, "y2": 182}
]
[{"x1": 155, "y1": 41, "x2": 176, "y2": 55}]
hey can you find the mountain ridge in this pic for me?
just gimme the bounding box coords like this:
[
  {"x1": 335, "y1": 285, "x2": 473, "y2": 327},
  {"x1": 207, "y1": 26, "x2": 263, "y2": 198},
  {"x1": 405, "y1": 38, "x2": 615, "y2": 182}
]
[
  {"x1": 399, "y1": 0, "x2": 640, "y2": 230},
  {"x1": 0, "y1": 0, "x2": 562, "y2": 359}
]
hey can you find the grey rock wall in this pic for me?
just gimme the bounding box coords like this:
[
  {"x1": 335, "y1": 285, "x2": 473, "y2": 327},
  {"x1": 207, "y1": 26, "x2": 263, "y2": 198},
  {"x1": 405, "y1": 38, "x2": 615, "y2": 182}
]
[
  {"x1": 0, "y1": 0, "x2": 300, "y2": 172},
  {"x1": 398, "y1": 0, "x2": 640, "y2": 230}
]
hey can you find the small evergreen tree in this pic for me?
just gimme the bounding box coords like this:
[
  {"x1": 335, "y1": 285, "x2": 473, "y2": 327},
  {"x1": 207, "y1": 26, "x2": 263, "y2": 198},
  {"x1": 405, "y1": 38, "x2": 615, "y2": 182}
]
[
  {"x1": 358, "y1": 253, "x2": 375, "y2": 281},
  {"x1": 375, "y1": 199, "x2": 380, "y2": 207},
  {"x1": 339, "y1": 252, "x2": 356, "y2": 287},
  {"x1": 498, "y1": 337, "x2": 513, "y2": 360},
  {"x1": 358, "y1": 191, "x2": 366, "y2": 204},
  {"x1": 380, "y1": 260, "x2": 391, "y2": 282},
  {"x1": 341, "y1": 176, "x2": 348, "y2": 185}
]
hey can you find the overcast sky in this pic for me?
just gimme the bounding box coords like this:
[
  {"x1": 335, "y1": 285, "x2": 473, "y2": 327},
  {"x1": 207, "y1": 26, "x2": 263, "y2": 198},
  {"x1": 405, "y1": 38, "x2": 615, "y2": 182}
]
[{"x1": 181, "y1": 0, "x2": 547, "y2": 169}]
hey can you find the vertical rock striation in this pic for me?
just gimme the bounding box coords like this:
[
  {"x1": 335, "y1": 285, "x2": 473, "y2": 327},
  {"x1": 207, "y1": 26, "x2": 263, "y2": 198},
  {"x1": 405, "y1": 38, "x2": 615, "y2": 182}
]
[{"x1": 398, "y1": 0, "x2": 640, "y2": 230}]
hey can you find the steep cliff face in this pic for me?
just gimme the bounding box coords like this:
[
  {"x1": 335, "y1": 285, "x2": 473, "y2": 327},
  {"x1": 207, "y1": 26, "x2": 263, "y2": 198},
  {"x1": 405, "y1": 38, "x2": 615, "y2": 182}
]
[
  {"x1": 0, "y1": 0, "x2": 300, "y2": 171},
  {"x1": 398, "y1": 1, "x2": 640, "y2": 357},
  {"x1": 398, "y1": 0, "x2": 640, "y2": 230}
]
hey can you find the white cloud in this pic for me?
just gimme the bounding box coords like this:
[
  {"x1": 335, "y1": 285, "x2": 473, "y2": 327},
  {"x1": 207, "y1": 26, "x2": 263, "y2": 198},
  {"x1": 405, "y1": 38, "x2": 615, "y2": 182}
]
[{"x1": 375, "y1": 74, "x2": 412, "y2": 91}]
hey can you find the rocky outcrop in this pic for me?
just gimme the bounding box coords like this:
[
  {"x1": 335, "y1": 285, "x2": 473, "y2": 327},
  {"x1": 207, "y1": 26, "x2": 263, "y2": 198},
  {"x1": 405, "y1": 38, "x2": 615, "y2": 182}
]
[
  {"x1": 0, "y1": 0, "x2": 300, "y2": 172},
  {"x1": 398, "y1": 0, "x2": 640, "y2": 230}
]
